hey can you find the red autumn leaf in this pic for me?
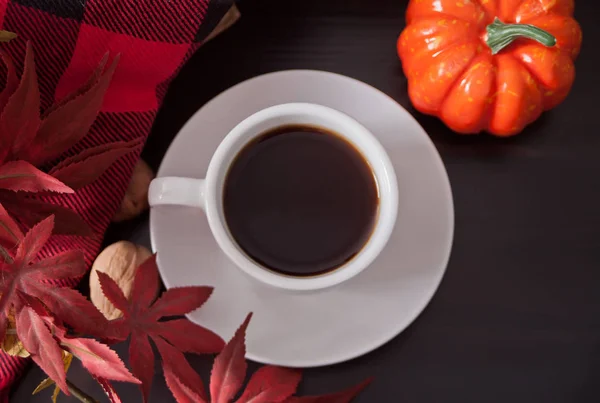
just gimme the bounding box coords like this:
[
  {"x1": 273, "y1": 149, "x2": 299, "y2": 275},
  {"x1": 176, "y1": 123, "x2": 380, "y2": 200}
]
[
  {"x1": 284, "y1": 378, "x2": 373, "y2": 403},
  {"x1": 21, "y1": 55, "x2": 120, "y2": 166},
  {"x1": 44, "y1": 53, "x2": 109, "y2": 117},
  {"x1": 49, "y1": 138, "x2": 143, "y2": 190},
  {"x1": 92, "y1": 376, "x2": 123, "y2": 403},
  {"x1": 25, "y1": 298, "x2": 135, "y2": 401},
  {"x1": 0, "y1": 192, "x2": 93, "y2": 236},
  {"x1": 97, "y1": 255, "x2": 225, "y2": 403},
  {"x1": 27, "y1": 250, "x2": 85, "y2": 281},
  {"x1": 128, "y1": 331, "x2": 154, "y2": 402},
  {"x1": 235, "y1": 366, "x2": 302, "y2": 403},
  {"x1": 15, "y1": 212, "x2": 53, "y2": 262},
  {"x1": 154, "y1": 318, "x2": 225, "y2": 355},
  {"x1": 0, "y1": 42, "x2": 40, "y2": 161},
  {"x1": 210, "y1": 313, "x2": 252, "y2": 403},
  {"x1": 16, "y1": 306, "x2": 69, "y2": 395},
  {"x1": 206, "y1": 314, "x2": 372, "y2": 403},
  {"x1": 33, "y1": 287, "x2": 110, "y2": 337},
  {"x1": 0, "y1": 161, "x2": 73, "y2": 193},
  {"x1": 17, "y1": 289, "x2": 49, "y2": 317},
  {"x1": 53, "y1": 326, "x2": 139, "y2": 384},
  {"x1": 0, "y1": 215, "x2": 108, "y2": 339},
  {"x1": 163, "y1": 364, "x2": 207, "y2": 403},
  {"x1": 128, "y1": 251, "x2": 160, "y2": 312},
  {"x1": 0, "y1": 202, "x2": 23, "y2": 249},
  {"x1": 148, "y1": 286, "x2": 214, "y2": 318},
  {"x1": 155, "y1": 336, "x2": 208, "y2": 402}
]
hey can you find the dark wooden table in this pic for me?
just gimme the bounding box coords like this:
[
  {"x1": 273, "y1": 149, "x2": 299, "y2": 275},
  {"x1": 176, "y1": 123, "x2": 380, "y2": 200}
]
[{"x1": 12, "y1": 0, "x2": 600, "y2": 401}]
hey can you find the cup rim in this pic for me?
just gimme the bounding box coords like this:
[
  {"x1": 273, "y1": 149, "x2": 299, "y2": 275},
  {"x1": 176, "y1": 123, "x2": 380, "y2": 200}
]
[{"x1": 203, "y1": 102, "x2": 398, "y2": 291}]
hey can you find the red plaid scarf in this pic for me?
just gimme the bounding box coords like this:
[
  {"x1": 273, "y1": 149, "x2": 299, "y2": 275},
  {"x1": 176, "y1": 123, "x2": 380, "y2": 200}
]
[{"x1": 0, "y1": 0, "x2": 236, "y2": 398}]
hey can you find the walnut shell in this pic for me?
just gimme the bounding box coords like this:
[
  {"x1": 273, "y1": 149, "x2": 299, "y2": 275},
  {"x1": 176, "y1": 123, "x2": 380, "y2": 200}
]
[
  {"x1": 112, "y1": 159, "x2": 154, "y2": 222},
  {"x1": 90, "y1": 241, "x2": 153, "y2": 320}
]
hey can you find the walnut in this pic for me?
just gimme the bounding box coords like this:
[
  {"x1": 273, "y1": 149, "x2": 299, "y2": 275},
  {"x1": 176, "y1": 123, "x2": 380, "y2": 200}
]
[
  {"x1": 112, "y1": 159, "x2": 154, "y2": 222},
  {"x1": 89, "y1": 241, "x2": 153, "y2": 320}
]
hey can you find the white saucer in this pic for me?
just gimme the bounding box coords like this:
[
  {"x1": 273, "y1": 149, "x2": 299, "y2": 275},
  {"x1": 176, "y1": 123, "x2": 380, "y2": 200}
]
[{"x1": 150, "y1": 70, "x2": 454, "y2": 368}]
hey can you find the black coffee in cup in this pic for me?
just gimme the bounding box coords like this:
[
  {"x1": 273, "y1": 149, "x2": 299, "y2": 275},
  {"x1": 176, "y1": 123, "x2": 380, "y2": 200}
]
[{"x1": 223, "y1": 124, "x2": 379, "y2": 277}]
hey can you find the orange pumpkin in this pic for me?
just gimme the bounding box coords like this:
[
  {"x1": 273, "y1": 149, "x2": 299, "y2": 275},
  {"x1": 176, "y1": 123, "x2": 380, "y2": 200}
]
[{"x1": 397, "y1": 0, "x2": 582, "y2": 136}]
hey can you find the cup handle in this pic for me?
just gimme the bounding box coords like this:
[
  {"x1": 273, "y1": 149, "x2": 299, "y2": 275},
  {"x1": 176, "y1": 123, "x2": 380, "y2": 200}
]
[{"x1": 148, "y1": 177, "x2": 206, "y2": 210}]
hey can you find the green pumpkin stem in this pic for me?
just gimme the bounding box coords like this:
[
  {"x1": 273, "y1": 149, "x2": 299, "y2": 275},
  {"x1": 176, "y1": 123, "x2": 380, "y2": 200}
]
[{"x1": 486, "y1": 18, "x2": 556, "y2": 55}]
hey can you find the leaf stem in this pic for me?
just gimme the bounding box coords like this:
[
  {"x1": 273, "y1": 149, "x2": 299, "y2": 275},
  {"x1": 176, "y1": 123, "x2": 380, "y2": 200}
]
[{"x1": 67, "y1": 380, "x2": 99, "y2": 403}]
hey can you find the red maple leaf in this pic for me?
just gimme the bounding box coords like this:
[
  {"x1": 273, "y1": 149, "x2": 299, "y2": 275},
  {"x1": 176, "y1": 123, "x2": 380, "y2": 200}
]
[
  {"x1": 0, "y1": 215, "x2": 109, "y2": 342},
  {"x1": 93, "y1": 375, "x2": 123, "y2": 403},
  {"x1": 0, "y1": 41, "x2": 141, "y2": 236},
  {"x1": 207, "y1": 313, "x2": 372, "y2": 403},
  {"x1": 0, "y1": 42, "x2": 40, "y2": 163},
  {"x1": 0, "y1": 43, "x2": 120, "y2": 167},
  {"x1": 210, "y1": 314, "x2": 254, "y2": 403},
  {"x1": 0, "y1": 161, "x2": 73, "y2": 193},
  {"x1": 49, "y1": 138, "x2": 144, "y2": 191},
  {"x1": 16, "y1": 292, "x2": 139, "y2": 397},
  {"x1": 97, "y1": 255, "x2": 226, "y2": 402},
  {"x1": 235, "y1": 365, "x2": 302, "y2": 403},
  {"x1": 0, "y1": 194, "x2": 93, "y2": 237},
  {"x1": 17, "y1": 304, "x2": 67, "y2": 393},
  {"x1": 54, "y1": 325, "x2": 139, "y2": 385}
]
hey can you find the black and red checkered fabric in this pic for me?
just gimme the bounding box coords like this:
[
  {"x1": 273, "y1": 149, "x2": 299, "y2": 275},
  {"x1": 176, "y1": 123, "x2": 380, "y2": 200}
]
[{"x1": 0, "y1": 0, "x2": 236, "y2": 398}]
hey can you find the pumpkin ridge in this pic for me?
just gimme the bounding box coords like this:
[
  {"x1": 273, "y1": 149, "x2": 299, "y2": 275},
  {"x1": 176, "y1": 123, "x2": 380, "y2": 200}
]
[{"x1": 431, "y1": 41, "x2": 481, "y2": 111}]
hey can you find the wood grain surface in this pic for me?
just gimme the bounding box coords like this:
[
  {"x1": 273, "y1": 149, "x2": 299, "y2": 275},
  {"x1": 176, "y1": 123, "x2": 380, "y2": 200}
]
[{"x1": 12, "y1": 0, "x2": 600, "y2": 402}]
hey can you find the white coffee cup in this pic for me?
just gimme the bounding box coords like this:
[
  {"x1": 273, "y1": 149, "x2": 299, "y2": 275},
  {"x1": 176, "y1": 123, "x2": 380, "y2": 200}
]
[{"x1": 148, "y1": 103, "x2": 398, "y2": 291}]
